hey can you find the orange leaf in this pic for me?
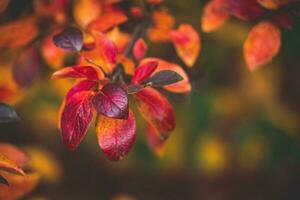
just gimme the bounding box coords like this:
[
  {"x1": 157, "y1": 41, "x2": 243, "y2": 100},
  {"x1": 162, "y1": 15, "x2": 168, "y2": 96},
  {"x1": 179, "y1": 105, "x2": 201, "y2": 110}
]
[
  {"x1": 106, "y1": 27, "x2": 130, "y2": 53},
  {"x1": 41, "y1": 32, "x2": 67, "y2": 70},
  {"x1": 244, "y1": 21, "x2": 281, "y2": 71},
  {"x1": 257, "y1": 0, "x2": 290, "y2": 10},
  {"x1": 33, "y1": 0, "x2": 68, "y2": 23},
  {"x1": 73, "y1": 0, "x2": 102, "y2": 28},
  {"x1": 51, "y1": 65, "x2": 104, "y2": 80},
  {"x1": 86, "y1": 11, "x2": 128, "y2": 33},
  {"x1": 0, "y1": 171, "x2": 40, "y2": 200},
  {"x1": 201, "y1": 0, "x2": 229, "y2": 33},
  {"x1": 0, "y1": 153, "x2": 24, "y2": 175},
  {"x1": 134, "y1": 87, "x2": 175, "y2": 138},
  {"x1": 140, "y1": 58, "x2": 191, "y2": 93},
  {"x1": 80, "y1": 32, "x2": 118, "y2": 74},
  {"x1": 118, "y1": 55, "x2": 135, "y2": 75},
  {"x1": 148, "y1": 9, "x2": 175, "y2": 42},
  {"x1": 96, "y1": 109, "x2": 136, "y2": 161},
  {"x1": 170, "y1": 24, "x2": 201, "y2": 67},
  {"x1": 0, "y1": 17, "x2": 38, "y2": 48},
  {"x1": 0, "y1": 143, "x2": 29, "y2": 168}
]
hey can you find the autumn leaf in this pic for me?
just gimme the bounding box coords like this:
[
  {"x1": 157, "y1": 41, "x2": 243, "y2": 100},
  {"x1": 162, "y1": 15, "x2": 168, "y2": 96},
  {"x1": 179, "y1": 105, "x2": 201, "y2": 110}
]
[
  {"x1": 132, "y1": 61, "x2": 158, "y2": 84},
  {"x1": 81, "y1": 32, "x2": 118, "y2": 73},
  {"x1": 41, "y1": 32, "x2": 67, "y2": 70},
  {"x1": 0, "y1": 153, "x2": 24, "y2": 175},
  {"x1": 0, "y1": 171, "x2": 40, "y2": 200},
  {"x1": 13, "y1": 47, "x2": 40, "y2": 89},
  {"x1": 257, "y1": 0, "x2": 290, "y2": 10},
  {"x1": 133, "y1": 38, "x2": 148, "y2": 61},
  {"x1": 272, "y1": 12, "x2": 294, "y2": 30},
  {"x1": 134, "y1": 87, "x2": 175, "y2": 138},
  {"x1": 96, "y1": 109, "x2": 136, "y2": 161},
  {"x1": 51, "y1": 65, "x2": 104, "y2": 80},
  {"x1": 106, "y1": 27, "x2": 130, "y2": 53},
  {"x1": 170, "y1": 24, "x2": 201, "y2": 67},
  {"x1": 53, "y1": 27, "x2": 83, "y2": 52},
  {"x1": 201, "y1": 0, "x2": 229, "y2": 33},
  {"x1": 0, "y1": 143, "x2": 29, "y2": 168},
  {"x1": 142, "y1": 70, "x2": 183, "y2": 87},
  {"x1": 244, "y1": 21, "x2": 281, "y2": 71},
  {"x1": 140, "y1": 58, "x2": 191, "y2": 93},
  {"x1": 148, "y1": 9, "x2": 175, "y2": 42},
  {"x1": 66, "y1": 80, "x2": 98, "y2": 103},
  {"x1": 118, "y1": 55, "x2": 135, "y2": 75},
  {"x1": 0, "y1": 17, "x2": 38, "y2": 48},
  {"x1": 73, "y1": 0, "x2": 102, "y2": 28},
  {"x1": 92, "y1": 84, "x2": 129, "y2": 119},
  {"x1": 0, "y1": 103, "x2": 19, "y2": 123},
  {"x1": 60, "y1": 91, "x2": 94, "y2": 150},
  {"x1": 86, "y1": 12, "x2": 128, "y2": 33}
]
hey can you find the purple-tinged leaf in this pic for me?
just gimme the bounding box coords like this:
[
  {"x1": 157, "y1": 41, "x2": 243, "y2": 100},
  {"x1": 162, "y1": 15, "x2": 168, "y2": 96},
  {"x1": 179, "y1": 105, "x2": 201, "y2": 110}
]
[
  {"x1": 0, "y1": 175, "x2": 8, "y2": 186},
  {"x1": 143, "y1": 70, "x2": 183, "y2": 87},
  {"x1": 92, "y1": 84, "x2": 128, "y2": 119},
  {"x1": 13, "y1": 47, "x2": 40, "y2": 89},
  {"x1": 127, "y1": 84, "x2": 144, "y2": 94},
  {"x1": 0, "y1": 103, "x2": 19, "y2": 123},
  {"x1": 53, "y1": 27, "x2": 83, "y2": 51},
  {"x1": 132, "y1": 61, "x2": 158, "y2": 84}
]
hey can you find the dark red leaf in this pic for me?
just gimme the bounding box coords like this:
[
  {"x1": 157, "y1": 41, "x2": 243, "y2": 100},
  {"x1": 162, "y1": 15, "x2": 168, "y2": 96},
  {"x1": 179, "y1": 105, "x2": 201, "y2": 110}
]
[
  {"x1": 143, "y1": 70, "x2": 183, "y2": 87},
  {"x1": 60, "y1": 91, "x2": 94, "y2": 150},
  {"x1": 132, "y1": 61, "x2": 158, "y2": 84},
  {"x1": 134, "y1": 87, "x2": 175, "y2": 138},
  {"x1": 66, "y1": 80, "x2": 98, "y2": 103},
  {"x1": 0, "y1": 176, "x2": 8, "y2": 186},
  {"x1": 96, "y1": 109, "x2": 136, "y2": 161},
  {"x1": 92, "y1": 84, "x2": 128, "y2": 119},
  {"x1": 53, "y1": 27, "x2": 83, "y2": 51},
  {"x1": 13, "y1": 47, "x2": 39, "y2": 88}
]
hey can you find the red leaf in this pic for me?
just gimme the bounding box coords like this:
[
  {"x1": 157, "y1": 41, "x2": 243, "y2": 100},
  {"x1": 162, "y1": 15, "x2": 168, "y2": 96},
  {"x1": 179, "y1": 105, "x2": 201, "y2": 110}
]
[
  {"x1": 66, "y1": 80, "x2": 98, "y2": 103},
  {"x1": 87, "y1": 12, "x2": 128, "y2": 33},
  {"x1": 132, "y1": 61, "x2": 158, "y2": 84},
  {"x1": 96, "y1": 109, "x2": 136, "y2": 161},
  {"x1": 272, "y1": 12, "x2": 294, "y2": 30},
  {"x1": 60, "y1": 91, "x2": 94, "y2": 150},
  {"x1": 244, "y1": 21, "x2": 281, "y2": 71},
  {"x1": 51, "y1": 65, "x2": 104, "y2": 80},
  {"x1": 92, "y1": 84, "x2": 128, "y2": 119},
  {"x1": 134, "y1": 87, "x2": 175, "y2": 138},
  {"x1": 13, "y1": 47, "x2": 40, "y2": 88},
  {"x1": 93, "y1": 31, "x2": 118, "y2": 66},
  {"x1": 201, "y1": 0, "x2": 229, "y2": 33},
  {"x1": 226, "y1": 0, "x2": 264, "y2": 21},
  {"x1": 146, "y1": 124, "x2": 166, "y2": 156},
  {"x1": 133, "y1": 38, "x2": 148, "y2": 61}
]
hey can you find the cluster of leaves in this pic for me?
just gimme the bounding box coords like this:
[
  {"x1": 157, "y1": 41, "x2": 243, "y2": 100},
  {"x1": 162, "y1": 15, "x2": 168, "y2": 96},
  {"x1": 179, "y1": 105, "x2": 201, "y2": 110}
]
[
  {"x1": 201, "y1": 0, "x2": 299, "y2": 71},
  {"x1": 50, "y1": 0, "x2": 200, "y2": 160}
]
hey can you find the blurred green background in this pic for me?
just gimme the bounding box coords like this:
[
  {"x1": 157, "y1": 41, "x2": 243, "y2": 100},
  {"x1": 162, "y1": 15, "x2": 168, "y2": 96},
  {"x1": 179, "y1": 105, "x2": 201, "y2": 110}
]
[{"x1": 1, "y1": 0, "x2": 300, "y2": 199}]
